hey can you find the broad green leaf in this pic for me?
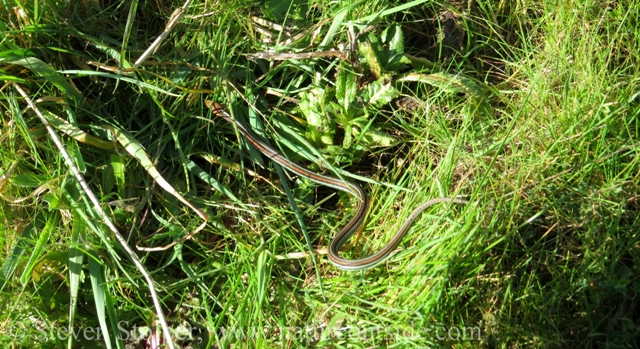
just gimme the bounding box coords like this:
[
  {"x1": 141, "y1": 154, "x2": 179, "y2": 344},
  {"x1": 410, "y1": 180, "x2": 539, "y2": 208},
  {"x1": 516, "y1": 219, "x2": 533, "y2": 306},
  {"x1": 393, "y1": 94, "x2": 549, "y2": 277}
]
[
  {"x1": 398, "y1": 72, "x2": 463, "y2": 93},
  {"x1": 360, "y1": 77, "x2": 401, "y2": 108},
  {"x1": 359, "y1": 23, "x2": 412, "y2": 80},
  {"x1": 363, "y1": 24, "x2": 408, "y2": 74},
  {"x1": 366, "y1": 32, "x2": 386, "y2": 78},
  {"x1": 358, "y1": 41, "x2": 382, "y2": 79},
  {"x1": 274, "y1": 121, "x2": 325, "y2": 163},
  {"x1": 299, "y1": 88, "x2": 335, "y2": 146},
  {"x1": 102, "y1": 164, "x2": 115, "y2": 198},
  {"x1": 322, "y1": 315, "x2": 345, "y2": 342},
  {"x1": 335, "y1": 62, "x2": 358, "y2": 111},
  {"x1": 343, "y1": 123, "x2": 353, "y2": 147},
  {"x1": 344, "y1": 116, "x2": 370, "y2": 148},
  {"x1": 380, "y1": 24, "x2": 406, "y2": 71}
]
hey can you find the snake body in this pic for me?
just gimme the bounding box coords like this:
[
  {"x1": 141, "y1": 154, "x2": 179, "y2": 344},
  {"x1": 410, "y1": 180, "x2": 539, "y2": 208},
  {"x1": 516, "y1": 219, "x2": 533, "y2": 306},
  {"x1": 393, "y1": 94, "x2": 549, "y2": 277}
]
[{"x1": 206, "y1": 101, "x2": 467, "y2": 271}]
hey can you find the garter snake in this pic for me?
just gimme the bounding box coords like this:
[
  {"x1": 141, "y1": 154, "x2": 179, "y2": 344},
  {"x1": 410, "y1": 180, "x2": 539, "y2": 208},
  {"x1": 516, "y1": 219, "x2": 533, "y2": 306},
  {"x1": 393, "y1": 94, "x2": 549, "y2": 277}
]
[{"x1": 206, "y1": 101, "x2": 468, "y2": 271}]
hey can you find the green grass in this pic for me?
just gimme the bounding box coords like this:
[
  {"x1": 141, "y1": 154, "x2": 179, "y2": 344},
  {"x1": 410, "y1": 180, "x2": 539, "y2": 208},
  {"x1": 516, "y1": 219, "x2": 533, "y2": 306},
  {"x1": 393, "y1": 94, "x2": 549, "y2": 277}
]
[{"x1": 1, "y1": 0, "x2": 639, "y2": 348}]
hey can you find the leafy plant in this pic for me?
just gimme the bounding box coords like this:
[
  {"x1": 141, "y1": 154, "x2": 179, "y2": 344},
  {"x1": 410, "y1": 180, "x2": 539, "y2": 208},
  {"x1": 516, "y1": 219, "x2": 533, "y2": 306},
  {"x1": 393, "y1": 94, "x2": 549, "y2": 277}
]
[{"x1": 297, "y1": 23, "x2": 490, "y2": 160}]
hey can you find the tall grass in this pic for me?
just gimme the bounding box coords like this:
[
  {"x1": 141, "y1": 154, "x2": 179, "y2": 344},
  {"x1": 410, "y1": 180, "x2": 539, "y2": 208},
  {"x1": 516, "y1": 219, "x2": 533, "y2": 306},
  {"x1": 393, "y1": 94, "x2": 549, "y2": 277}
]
[{"x1": 1, "y1": 0, "x2": 638, "y2": 348}]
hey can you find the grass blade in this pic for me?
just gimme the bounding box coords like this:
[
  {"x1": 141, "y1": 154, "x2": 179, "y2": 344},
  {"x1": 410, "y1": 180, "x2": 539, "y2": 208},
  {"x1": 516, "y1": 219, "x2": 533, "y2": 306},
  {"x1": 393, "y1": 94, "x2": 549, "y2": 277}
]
[
  {"x1": 397, "y1": 72, "x2": 493, "y2": 117},
  {"x1": 0, "y1": 220, "x2": 38, "y2": 290},
  {"x1": 0, "y1": 53, "x2": 84, "y2": 102},
  {"x1": 103, "y1": 280, "x2": 125, "y2": 349},
  {"x1": 67, "y1": 210, "x2": 85, "y2": 349},
  {"x1": 57, "y1": 70, "x2": 182, "y2": 97},
  {"x1": 19, "y1": 213, "x2": 58, "y2": 285},
  {"x1": 87, "y1": 250, "x2": 113, "y2": 349},
  {"x1": 42, "y1": 110, "x2": 116, "y2": 150},
  {"x1": 186, "y1": 160, "x2": 243, "y2": 205},
  {"x1": 356, "y1": 0, "x2": 434, "y2": 23},
  {"x1": 120, "y1": 0, "x2": 139, "y2": 73}
]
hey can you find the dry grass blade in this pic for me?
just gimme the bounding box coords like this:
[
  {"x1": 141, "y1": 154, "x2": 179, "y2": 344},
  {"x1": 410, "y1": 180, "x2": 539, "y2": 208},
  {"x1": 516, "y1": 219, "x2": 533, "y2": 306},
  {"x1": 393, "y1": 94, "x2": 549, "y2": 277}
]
[
  {"x1": 246, "y1": 50, "x2": 348, "y2": 61},
  {"x1": 133, "y1": 0, "x2": 193, "y2": 68}
]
